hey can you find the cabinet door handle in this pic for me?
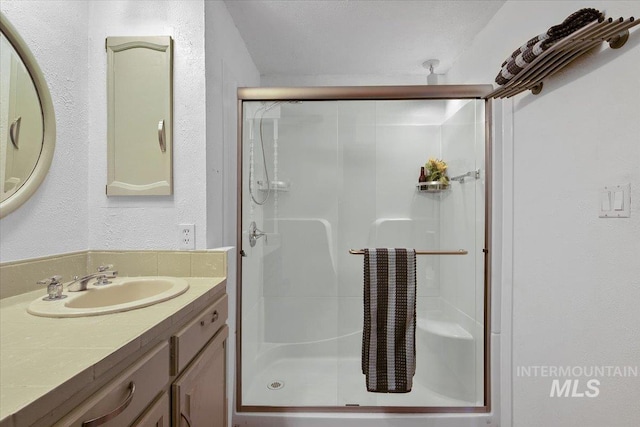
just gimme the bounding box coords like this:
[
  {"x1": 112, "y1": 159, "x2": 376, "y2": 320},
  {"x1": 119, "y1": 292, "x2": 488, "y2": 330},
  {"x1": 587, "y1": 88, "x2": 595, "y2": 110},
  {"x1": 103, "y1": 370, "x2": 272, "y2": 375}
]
[
  {"x1": 180, "y1": 411, "x2": 193, "y2": 427},
  {"x1": 81, "y1": 382, "x2": 135, "y2": 427},
  {"x1": 158, "y1": 119, "x2": 166, "y2": 152},
  {"x1": 9, "y1": 116, "x2": 21, "y2": 149}
]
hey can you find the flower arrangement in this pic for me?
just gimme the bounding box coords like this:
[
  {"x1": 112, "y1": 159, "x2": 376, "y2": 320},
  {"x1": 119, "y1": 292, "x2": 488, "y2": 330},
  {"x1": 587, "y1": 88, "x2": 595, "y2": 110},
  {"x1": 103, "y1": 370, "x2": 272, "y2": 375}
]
[{"x1": 425, "y1": 158, "x2": 449, "y2": 186}]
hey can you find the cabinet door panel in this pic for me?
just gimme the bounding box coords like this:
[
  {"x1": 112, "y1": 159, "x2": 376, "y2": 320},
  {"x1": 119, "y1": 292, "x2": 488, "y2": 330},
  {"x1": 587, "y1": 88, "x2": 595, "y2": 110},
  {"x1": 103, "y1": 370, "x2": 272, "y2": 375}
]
[
  {"x1": 173, "y1": 326, "x2": 228, "y2": 427},
  {"x1": 106, "y1": 36, "x2": 173, "y2": 196}
]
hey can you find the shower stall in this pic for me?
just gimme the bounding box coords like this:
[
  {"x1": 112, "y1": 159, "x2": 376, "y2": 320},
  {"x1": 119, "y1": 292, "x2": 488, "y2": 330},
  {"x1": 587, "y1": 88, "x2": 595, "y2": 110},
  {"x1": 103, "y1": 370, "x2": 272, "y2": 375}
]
[{"x1": 236, "y1": 86, "x2": 492, "y2": 417}]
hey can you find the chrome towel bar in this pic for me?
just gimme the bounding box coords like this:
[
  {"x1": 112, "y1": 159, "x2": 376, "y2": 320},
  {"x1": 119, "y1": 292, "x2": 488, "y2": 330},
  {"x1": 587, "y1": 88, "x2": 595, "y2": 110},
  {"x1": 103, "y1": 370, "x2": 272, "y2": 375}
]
[{"x1": 349, "y1": 249, "x2": 468, "y2": 255}]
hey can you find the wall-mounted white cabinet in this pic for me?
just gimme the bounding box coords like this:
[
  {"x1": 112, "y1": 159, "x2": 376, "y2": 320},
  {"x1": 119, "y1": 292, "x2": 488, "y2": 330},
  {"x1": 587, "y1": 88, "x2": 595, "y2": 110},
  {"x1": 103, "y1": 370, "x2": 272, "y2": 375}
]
[{"x1": 106, "y1": 36, "x2": 173, "y2": 196}]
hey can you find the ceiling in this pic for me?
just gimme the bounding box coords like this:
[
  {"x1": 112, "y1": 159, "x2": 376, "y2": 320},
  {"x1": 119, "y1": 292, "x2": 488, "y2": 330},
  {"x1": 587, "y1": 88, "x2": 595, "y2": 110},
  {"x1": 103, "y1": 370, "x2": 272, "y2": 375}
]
[{"x1": 224, "y1": 0, "x2": 506, "y2": 78}]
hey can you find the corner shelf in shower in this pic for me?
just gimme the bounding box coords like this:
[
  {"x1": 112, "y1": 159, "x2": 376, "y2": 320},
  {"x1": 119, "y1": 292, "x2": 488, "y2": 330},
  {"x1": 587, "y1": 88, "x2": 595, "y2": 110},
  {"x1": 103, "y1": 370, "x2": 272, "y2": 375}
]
[
  {"x1": 487, "y1": 15, "x2": 639, "y2": 98},
  {"x1": 415, "y1": 182, "x2": 450, "y2": 193}
]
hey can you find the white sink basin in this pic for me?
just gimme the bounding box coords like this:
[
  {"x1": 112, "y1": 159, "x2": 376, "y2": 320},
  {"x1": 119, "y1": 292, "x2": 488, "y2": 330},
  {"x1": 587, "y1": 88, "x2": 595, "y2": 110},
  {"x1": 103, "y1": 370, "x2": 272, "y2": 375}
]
[{"x1": 27, "y1": 277, "x2": 189, "y2": 318}]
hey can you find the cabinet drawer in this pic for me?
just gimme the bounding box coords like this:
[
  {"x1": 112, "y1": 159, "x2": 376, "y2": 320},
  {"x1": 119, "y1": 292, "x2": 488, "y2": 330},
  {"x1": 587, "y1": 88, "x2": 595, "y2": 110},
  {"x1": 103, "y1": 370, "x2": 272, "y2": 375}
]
[
  {"x1": 171, "y1": 294, "x2": 228, "y2": 374},
  {"x1": 55, "y1": 342, "x2": 170, "y2": 427}
]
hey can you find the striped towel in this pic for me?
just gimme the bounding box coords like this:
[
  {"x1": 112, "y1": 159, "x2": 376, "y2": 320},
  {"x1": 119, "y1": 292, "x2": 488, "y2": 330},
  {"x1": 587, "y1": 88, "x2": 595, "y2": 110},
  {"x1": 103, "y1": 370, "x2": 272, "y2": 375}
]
[
  {"x1": 361, "y1": 248, "x2": 416, "y2": 393},
  {"x1": 495, "y1": 8, "x2": 602, "y2": 85}
]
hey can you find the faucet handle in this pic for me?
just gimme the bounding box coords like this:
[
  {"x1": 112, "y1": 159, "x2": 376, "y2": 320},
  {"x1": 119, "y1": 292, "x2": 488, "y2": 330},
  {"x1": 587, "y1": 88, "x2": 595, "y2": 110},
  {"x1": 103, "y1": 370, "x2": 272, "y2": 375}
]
[
  {"x1": 97, "y1": 264, "x2": 114, "y2": 272},
  {"x1": 38, "y1": 276, "x2": 65, "y2": 300},
  {"x1": 37, "y1": 275, "x2": 62, "y2": 286},
  {"x1": 95, "y1": 269, "x2": 118, "y2": 286}
]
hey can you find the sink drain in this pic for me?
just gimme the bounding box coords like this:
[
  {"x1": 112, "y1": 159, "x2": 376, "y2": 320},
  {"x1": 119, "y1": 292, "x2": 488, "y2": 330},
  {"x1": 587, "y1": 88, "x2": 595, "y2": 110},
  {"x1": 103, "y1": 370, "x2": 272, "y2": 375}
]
[{"x1": 267, "y1": 380, "x2": 284, "y2": 390}]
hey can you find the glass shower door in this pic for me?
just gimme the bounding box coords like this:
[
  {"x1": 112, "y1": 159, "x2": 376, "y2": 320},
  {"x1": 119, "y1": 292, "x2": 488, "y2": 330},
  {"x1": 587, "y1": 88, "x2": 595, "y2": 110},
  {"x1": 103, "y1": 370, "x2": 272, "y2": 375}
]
[
  {"x1": 239, "y1": 96, "x2": 487, "y2": 410},
  {"x1": 241, "y1": 100, "x2": 341, "y2": 407}
]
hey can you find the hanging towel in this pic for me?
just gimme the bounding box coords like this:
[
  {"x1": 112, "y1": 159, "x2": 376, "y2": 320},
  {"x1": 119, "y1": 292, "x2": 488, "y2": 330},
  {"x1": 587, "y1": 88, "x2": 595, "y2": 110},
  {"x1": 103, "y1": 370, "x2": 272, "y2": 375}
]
[
  {"x1": 361, "y1": 248, "x2": 416, "y2": 393},
  {"x1": 495, "y1": 8, "x2": 602, "y2": 85}
]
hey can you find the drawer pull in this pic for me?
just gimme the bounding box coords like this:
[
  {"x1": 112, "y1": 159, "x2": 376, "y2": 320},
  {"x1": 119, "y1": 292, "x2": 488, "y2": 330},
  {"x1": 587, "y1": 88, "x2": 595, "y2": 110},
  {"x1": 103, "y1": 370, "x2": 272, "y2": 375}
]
[
  {"x1": 82, "y1": 382, "x2": 135, "y2": 427},
  {"x1": 200, "y1": 310, "x2": 218, "y2": 326},
  {"x1": 181, "y1": 411, "x2": 193, "y2": 427}
]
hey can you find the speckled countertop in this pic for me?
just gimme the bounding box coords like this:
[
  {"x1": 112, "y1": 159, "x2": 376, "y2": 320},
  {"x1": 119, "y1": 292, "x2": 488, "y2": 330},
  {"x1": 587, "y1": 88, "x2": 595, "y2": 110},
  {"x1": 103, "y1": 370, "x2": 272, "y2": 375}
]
[{"x1": 0, "y1": 276, "x2": 226, "y2": 427}]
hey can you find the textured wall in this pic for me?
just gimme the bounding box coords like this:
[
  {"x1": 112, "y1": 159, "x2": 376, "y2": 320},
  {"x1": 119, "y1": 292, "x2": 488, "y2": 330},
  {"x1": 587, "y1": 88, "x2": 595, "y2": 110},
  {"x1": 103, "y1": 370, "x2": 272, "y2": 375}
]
[
  {"x1": 202, "y1": 2, "x2": 260, "y2": 423},
  {"x1": 86, "y1": 0, "x2": 208, "y2": 251},
  {"x1": 0, "y1": 0, "x2": 260, "y2": 269},
  {"x1": 449, "y1": 1, "x2": 640, "y2": 426},
  {"x1": 0, "y1": 1, "x2": 90, "y2": 262},
  {"x1": 204, "y1": 0, "x2": 260, "y2": 249}
]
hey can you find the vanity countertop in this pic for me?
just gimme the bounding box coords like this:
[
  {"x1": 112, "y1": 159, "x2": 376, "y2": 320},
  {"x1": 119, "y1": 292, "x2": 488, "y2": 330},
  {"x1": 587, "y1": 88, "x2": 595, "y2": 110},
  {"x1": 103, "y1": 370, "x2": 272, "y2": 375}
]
[{"x1": 0, "y1": 276, "x2": 226, "y2": 427}]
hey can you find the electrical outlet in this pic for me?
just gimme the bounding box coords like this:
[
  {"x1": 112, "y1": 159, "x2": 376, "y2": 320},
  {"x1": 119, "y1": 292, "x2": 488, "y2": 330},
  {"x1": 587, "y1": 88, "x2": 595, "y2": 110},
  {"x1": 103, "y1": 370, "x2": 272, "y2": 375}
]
[{"x1": 178, "y1": 224, "x2": 195, "y2": 250}]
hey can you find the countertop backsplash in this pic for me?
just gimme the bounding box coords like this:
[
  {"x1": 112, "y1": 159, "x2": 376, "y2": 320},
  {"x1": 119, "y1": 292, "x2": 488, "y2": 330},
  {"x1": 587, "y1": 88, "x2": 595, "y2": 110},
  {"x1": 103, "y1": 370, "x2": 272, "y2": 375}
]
[{"x1": 0, "y1": 250, "x2": 227, "y2": 299}]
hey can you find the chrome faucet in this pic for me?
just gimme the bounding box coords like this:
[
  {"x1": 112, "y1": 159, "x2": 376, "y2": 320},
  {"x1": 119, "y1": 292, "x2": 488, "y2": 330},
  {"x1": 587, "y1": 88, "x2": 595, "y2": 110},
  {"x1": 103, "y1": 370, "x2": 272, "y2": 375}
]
[{"x1": 67, "y1": 265, "x2": 118, "y2": 292}]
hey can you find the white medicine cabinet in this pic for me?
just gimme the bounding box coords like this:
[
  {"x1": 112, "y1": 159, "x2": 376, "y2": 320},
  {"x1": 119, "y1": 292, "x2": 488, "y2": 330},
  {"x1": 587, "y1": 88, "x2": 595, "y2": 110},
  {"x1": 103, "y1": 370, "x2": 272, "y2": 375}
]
[{"x1": 106, "y1": 36, "x2": 173, "y2": 196}]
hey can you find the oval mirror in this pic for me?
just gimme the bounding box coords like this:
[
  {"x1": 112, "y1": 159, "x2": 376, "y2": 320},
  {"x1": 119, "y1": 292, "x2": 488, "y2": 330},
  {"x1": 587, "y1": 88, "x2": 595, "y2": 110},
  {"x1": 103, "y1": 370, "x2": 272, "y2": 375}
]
[{"x1": 0, "y1": 12, "x2": 55, "y2": 218}]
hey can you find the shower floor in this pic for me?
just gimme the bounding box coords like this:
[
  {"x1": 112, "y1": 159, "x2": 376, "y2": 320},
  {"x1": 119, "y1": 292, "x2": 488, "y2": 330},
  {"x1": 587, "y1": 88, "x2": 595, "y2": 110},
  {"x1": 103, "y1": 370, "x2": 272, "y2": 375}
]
[{"x1": 243, "y1": 356, "x2": 475, "y2": 407}]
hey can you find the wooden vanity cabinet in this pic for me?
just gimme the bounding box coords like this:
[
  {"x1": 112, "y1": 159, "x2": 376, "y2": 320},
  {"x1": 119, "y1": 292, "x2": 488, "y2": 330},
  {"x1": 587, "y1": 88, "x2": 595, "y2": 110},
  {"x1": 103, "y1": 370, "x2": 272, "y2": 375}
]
[
  {"x1": 51, "y1": 289, "x2": 228, "y2": 427},
  {"x1": 171, "y1": 295, "x2": 229, "y2": 426},
  {"x1": 173, "y1": 325, "x2": 228, "y2": 427}
]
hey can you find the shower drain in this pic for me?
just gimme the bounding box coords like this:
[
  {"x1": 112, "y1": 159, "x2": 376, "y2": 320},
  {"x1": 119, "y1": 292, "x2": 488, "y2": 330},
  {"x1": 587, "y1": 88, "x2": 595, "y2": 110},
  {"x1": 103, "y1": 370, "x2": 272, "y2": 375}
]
[{"x1": 267, "y1": 380, "x2": 285, "y2": 390}]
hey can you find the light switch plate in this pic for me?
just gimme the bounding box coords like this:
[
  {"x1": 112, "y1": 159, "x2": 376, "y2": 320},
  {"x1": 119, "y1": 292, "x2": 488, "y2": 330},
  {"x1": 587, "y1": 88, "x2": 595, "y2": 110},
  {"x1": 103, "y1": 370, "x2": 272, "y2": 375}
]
[{"x1": 599, "y1": 184, "x2": 630, "y2": 218}]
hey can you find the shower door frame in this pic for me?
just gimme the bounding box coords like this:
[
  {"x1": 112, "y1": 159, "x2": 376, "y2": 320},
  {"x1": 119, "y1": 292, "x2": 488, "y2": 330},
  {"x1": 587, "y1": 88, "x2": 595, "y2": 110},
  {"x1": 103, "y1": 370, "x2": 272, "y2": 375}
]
[{"x1": 236, "y1": 85, "x2": 493, "y2": 414}]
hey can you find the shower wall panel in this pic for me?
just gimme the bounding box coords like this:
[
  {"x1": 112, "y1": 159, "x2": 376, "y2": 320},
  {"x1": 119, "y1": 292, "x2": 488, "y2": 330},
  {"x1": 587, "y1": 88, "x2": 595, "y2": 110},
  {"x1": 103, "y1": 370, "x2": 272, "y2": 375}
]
[
  {"x1": 440, "y1": 100, "x2": 479, "y2": 320},
  {"x1": 440, "y1": 99, "x2": 486, "y2": 404}
]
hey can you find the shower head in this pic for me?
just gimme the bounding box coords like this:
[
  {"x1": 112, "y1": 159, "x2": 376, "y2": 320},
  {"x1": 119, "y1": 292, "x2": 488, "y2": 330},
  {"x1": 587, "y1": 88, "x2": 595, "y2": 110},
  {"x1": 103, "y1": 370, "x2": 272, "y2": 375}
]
[
  {"x1": 422, "y1": 59, "x2": 440, "y2": 73},
  {"x1": 422, "y1": 59, "x2": 441, "y2": 85}
]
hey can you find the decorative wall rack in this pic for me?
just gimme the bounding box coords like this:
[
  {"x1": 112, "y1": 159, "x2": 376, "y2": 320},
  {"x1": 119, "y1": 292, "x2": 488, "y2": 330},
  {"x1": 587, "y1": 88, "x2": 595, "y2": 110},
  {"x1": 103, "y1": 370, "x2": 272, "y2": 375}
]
[{"x1": 488, "y1": 16, "x2": 639, "y2": 99}]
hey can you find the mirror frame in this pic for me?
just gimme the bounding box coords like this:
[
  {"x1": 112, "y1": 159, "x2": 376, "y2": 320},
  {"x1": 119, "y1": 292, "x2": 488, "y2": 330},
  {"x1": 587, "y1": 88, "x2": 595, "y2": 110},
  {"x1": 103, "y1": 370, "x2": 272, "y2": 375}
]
[{"x1": 0, "y1": 11, "x2": 55, "y2": 218}]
